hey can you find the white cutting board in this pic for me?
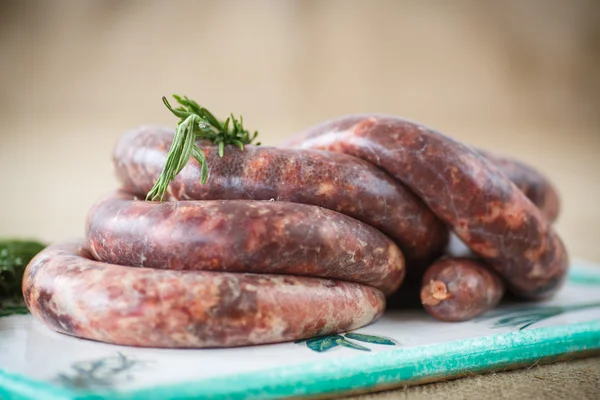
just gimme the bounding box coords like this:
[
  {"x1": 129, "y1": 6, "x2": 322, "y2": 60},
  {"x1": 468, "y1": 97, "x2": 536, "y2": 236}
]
[{"x1": 1, "y1": 259, "x2": 599, "y2": 400}]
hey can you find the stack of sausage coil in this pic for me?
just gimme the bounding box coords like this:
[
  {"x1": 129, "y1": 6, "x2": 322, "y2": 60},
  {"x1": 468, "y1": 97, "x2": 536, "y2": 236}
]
[{"x1": 23, "y1": 115, "x2": 568, "y2": 348}]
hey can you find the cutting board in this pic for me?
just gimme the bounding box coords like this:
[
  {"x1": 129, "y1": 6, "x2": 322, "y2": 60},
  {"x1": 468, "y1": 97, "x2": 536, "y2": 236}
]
[{"x1": 1, "y1": 259, "x2": 600, "y2": 400}]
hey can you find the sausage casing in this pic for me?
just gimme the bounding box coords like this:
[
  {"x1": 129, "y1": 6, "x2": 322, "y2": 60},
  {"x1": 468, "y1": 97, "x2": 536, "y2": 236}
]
[
  {"x1": 22, "y1": 241, "x2": 386, "y2": 348},
  {"x1": 285, "y1": 115, "x2": 568, "y2": 299},
  {"x1": 86, "y1": 192, "x2": 405, "y2": 295}
]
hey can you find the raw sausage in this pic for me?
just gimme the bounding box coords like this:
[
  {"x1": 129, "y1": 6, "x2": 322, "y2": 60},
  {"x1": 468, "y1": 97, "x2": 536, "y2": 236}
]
[
  {"x1": 478, "y1": 150, "x2": 560, "y2": 223},
  {"x1": 417, "y1": 149, "x2": 561, "y2": 320},
  {"x1": 416, "y1": 153, "x2": 562, "y2": 319},
  {"x1": 23, "y1": 112, "x2": 568, "y2": 344},
  {"x1": 22, "y1": 241, "x2": 385, "y2": 348},
  {"x1": 285, "y1": 115, "x2": 568, "y2": 299},
  {"x1": 113, "y1": 126, "x2": 448, "y2": 267},
  {"x1": 420, "y1": 257, "x2": 505, "y2": 321},
  {"x1": 86, "y1": 191, "x2": 405, "y2": 295}
]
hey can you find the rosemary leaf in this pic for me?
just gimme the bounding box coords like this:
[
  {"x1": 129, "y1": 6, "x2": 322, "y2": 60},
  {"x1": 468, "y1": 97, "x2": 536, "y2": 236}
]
[
  {"x1": 200, "y1": 107, "x2": 222, "y2": 130},
  {"x1": 232, "y1": 140, "x2": 244, "y2": 151},
  {"x1": 191, "y1": 146, "x2": 209, "y2": 184},
  {"x1": 146, "y1": 95, "x2": 260, "y2": 201}
]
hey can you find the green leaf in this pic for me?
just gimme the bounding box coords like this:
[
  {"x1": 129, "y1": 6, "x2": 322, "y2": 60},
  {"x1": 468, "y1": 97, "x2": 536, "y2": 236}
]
[
  {"x1": 0, "y1": 240, "x2": 46, "y2": 300},
  {"x1": 199, "y1": 107, "x2": 222, "y2": 130},
  {"x1": 196, "y1": 125, "x2": 217, "y2": 139},
  {"x1": 183, "y1": 96, "x2": 202, "y2": 116},
  {"x1": 335, "y1": 337, "x2": 370, "y2": 351},
  {"x1": 344, "y1": 333, "x2": 396, "y2": 346},
  {"x1": 232, "y1": 140, "x2": 244, "y2": 151},
  {"x1": 174, "y1": 117, "x2": 197, "y2": 175},
  {"x1": 222, "y1": 117, "x2": 230, "y2": 133},
  {"x1": 162, "y1": 97, "x2": 190, "y2": 119},
  {"x1": 230, "y1": 113, "x2": 239, "y2": 133},
  {"x1": 147, "y1": 95, "x2": 260, "y2": 200},
  {"x1": 306, "y1": 335, "x2": 340, "y2": 352},
  {"x1": 191, "y1": 146, "x2": 209, "y2": 184}
]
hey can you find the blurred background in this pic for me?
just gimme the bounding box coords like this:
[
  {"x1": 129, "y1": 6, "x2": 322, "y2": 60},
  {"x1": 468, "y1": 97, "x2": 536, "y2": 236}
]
[{"x1": 0, "y1": 0, "x2": 599, "y2": 261}]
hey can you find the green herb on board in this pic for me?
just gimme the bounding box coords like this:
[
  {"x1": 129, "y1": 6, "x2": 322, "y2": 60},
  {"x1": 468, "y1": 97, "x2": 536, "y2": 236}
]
[
  {"x1": 0, "y1": 240, "x2": 46, "y2": 303},
  {"x1": 146, "y1": 95, "x2": 260, "y2": 201},
  {"x1": 0, "y1": 305, "x2": 29, "y2": 317}
]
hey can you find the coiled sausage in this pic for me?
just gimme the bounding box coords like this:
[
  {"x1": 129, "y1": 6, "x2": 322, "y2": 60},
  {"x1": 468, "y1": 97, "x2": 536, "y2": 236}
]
[
  {"x1": 114, "y1": 126, "x2": 447, "y2": 267},
  {"x1": 86, "y1": 191, "x2": 405, "y2": 295},
  {"x1": 23, "y1": 241, "x2": 385, "y2": 348},
  {"x1": 23, "y1": 113, "x2": 568, "y2": 346},
  {"x1": 285, "y1": 115, "x2": 568, "y2": 299}
]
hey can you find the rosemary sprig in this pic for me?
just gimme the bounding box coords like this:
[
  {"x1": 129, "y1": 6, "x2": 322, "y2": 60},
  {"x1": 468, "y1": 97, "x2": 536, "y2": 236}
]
[
  {"x1": 1, "y1": 239, "x2": 46, "y2": 302},
  {"x1": 146, "y1": 95, "x2": 260, "y2": 201}
]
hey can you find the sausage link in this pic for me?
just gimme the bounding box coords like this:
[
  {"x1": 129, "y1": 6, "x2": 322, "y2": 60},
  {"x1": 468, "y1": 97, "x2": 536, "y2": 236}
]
[
  {"x1": 420, "y1": 257, "x2": 505, "y2": 321},
  {"x1": 478, "y1": 150, "x2": 560, "y2": 222},
  {"x1": 86, "y1": 192, "x2": 405, "y2": 295},
  {"x1": 113, "y1": 126, "x2": 448, "y2": 267},
  {"x1": 285, "y1": 115, "x2": 568, "y2": 299},
  {"x1": 417, "y1": 150, "x2": 561, "y2": 320},
  {"x1": 389, "y1": 150, "x2": 561, "y2": 309},
  {"x1": 24, "y1": 112, "x2": 567, "y2": 345},
  {"x1": 22, "y1": 241, "x2": 385, "y2": 348},
  {"x1": 414, "y1": 151, "x2": 562, "y2": 315}
]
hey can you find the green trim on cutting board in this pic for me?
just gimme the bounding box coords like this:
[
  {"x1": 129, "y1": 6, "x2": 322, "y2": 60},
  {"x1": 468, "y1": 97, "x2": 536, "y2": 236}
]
[
  {"x1": 1, "y1": 320, "x2": 599, "y2": 400},
  {"x1": 0, "y1": 368, "x2": 75, "y2": 400},
  {"x1": 567, "y1": 261, "x2": 600, "y2": 285}
]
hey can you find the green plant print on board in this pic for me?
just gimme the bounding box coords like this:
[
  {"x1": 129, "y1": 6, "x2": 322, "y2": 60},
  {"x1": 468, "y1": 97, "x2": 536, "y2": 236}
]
[
  {"x1": 297, "y1": 333, "x2": 397, "y2": 353},
  {"x1": 56, "y1": 352, "x2": 148, "y2": 390},
  {"x1": 478, "y1": 301, "x2": 600, "y2": 330}
]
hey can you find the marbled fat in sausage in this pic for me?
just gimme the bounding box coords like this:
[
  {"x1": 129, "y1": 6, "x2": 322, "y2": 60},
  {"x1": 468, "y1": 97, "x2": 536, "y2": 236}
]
[
  {"x1": 86, "y1": 192, "x2": 405, "y2": 295},
  {"x1": 478, "y1": 150, "x2": 560, "y2": 223},
  {"x1": 113, "y1": 126, "x2": 448, "y2": 267},
  {"x1": 285, "y1": 115, "x2": 568, "y2": 299},
  {"x1": 22, "y1": 241, "x2": 385, "y2": 348},
  {"x1": 23, "y1": 113, "x2": 568, "y2": 343}
]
